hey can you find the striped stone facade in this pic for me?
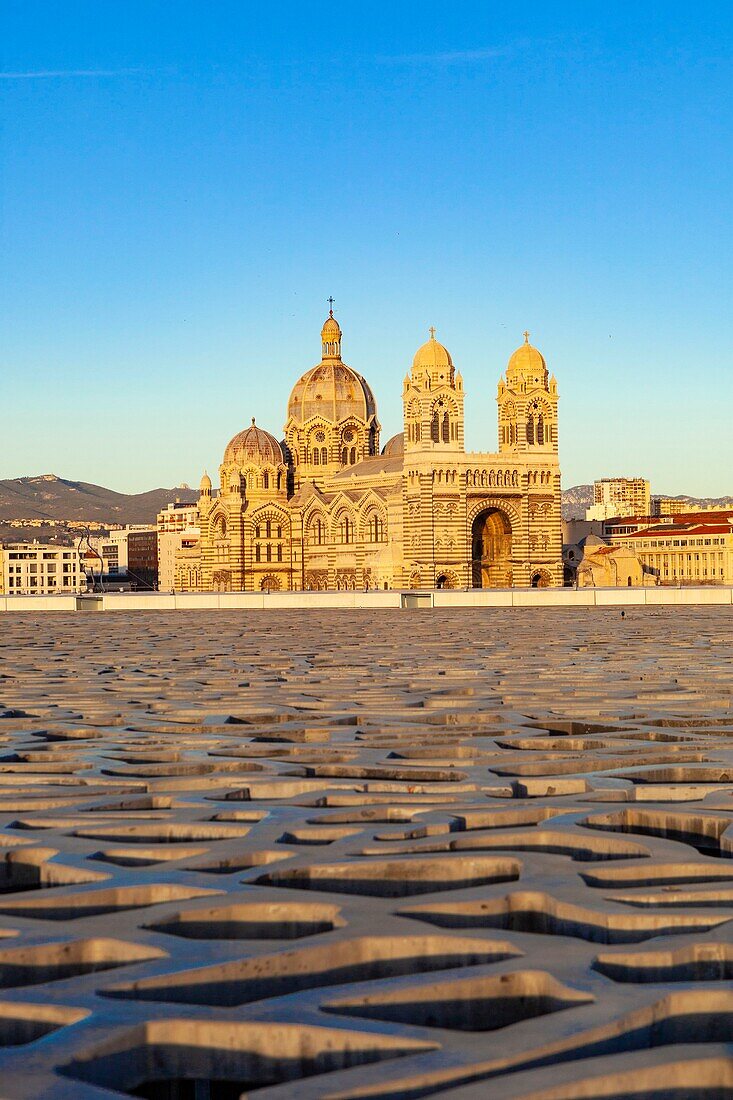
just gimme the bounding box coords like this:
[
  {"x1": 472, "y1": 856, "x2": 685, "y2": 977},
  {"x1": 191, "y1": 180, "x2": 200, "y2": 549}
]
[{"x1": 191, "y1": 314, "x2": 563, "y2": 593}]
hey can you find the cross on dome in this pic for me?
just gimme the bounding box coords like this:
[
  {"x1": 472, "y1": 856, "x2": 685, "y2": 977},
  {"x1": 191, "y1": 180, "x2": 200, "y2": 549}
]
[
  {"x1": 523, "y1": 330, "x2": 530, "y2": 344},
  {"x1": 429, "y1": 326, "x2": 436, "y2": 339}
]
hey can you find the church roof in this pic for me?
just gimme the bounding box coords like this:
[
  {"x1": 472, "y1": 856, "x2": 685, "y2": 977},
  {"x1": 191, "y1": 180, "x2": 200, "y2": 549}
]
[
  {"x1": 382, "y1": 433, "x2": 404, "y2": 457},
  {"x1": 505, "y1": 332, "x2": 548, "y2": 388},
  {"x1": 223, "y1": 420, "x2": 283, "y2": 467},
  {"x1": 331, "y1": 454, "x2": 404, "y2": 479},
  {"x1": 287, "y1": 361, "x2": 376, "y2": 425},
  {"x1": 412, "y1": 330, "x2": 453, "y2": 371},
  {"x1": 286, "y1": 310, "x2": 378, "y2": 427}
]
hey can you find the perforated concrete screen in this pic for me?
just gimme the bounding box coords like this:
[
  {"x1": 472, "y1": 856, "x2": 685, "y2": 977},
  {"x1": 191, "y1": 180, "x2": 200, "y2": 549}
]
[{"x1": 0, "y1": 607, "x2": 731, "y2": 1098}]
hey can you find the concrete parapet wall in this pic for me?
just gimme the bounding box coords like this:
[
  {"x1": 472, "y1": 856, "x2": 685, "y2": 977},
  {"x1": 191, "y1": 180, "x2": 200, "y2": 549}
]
[
  {"x1": 0, "y1": 595, "x2": 81, "y2": 612},
  {"x1": 2, "y1": 587, "x2": 733, "y2": 612}
]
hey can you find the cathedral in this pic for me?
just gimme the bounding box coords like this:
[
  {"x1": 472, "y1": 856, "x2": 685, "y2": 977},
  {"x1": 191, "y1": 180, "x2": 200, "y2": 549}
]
[{"x1": 191, "y1": 308, "x2": 563, "y2": 592}]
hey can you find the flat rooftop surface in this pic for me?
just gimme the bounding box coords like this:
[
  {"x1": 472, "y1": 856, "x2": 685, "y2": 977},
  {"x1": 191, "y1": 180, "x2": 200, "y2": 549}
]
[{"x1": 0, "y1": 607, "x2": 731, "y2": 1098}]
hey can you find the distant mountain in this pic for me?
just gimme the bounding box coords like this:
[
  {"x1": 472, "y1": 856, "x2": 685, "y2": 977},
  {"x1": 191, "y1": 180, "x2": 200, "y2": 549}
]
[
  {"x1": 561, "y1": 484, "x2": 594, "y2": 519},
  {"x1": 0, "y1": 474, "x2": 199, "y2": 525}
]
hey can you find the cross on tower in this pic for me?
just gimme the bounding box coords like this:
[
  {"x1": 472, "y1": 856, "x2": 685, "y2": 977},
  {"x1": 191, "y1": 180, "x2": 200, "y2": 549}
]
[
  {"x1": 523, "y1": 330, "x2": 530, "y2": 344},
  {"x1": 327, "y1": 296, "x2": 335, "y2": 316},
  {"x1": 429, "y1": 326, "x2": 436, "y2": 339}
]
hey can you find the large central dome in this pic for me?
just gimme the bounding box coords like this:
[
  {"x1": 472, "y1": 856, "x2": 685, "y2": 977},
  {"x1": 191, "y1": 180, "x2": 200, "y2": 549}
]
[
  {"x1": 286, "y1": 310, "x2": 377, "y2": 426},
  {"x1": 287, "y1": 361, "x2": 376, "y2": 425}
]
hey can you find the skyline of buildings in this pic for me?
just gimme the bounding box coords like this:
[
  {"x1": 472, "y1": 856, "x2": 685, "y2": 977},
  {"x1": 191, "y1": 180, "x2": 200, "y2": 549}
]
[{"x1": 4, "y1": 311, "x2": 733, "y2": 594}]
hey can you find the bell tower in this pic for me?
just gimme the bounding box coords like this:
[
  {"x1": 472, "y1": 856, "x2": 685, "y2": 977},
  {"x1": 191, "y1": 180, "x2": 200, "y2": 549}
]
[
  {"x1": 403, "y1": 328, "x2": 464, "y2": 453},
  {"x1": 498, "y1": 332, "x2": 558, "y2": 454}
]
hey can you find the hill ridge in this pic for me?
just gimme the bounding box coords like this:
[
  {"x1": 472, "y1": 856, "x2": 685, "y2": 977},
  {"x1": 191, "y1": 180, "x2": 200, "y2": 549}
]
[{"x1": 0, "y1": 474, "x2": 198, "y2": 524}]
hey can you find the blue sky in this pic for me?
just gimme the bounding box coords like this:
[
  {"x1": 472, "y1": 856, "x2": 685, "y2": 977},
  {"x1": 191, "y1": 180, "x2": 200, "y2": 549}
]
[{"x1": 2, "y1": 2, "x2": 732, "y2": 494}]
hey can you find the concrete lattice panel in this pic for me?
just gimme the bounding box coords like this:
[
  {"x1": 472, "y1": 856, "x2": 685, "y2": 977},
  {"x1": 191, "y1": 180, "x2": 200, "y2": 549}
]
[{"x1": 0, "y1": 607, "x2": 730, "y2": 1097}]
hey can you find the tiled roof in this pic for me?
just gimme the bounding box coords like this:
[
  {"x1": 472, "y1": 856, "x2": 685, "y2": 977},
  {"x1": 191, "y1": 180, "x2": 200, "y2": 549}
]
[{"x1": 623, "y1": 523, "x2": 733, "y2": 538}]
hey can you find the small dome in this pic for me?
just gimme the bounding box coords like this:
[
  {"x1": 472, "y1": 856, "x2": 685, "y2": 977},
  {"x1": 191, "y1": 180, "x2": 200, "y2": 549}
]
[
  {"x1": 223, "y1": 418, "x2": 283, "y2": 467},
  {"x1": 199, "y1": 471, "x2": 212, "y2": 491},
  {"x1": 321, "y1": 314, "x2": 341, "y2": 340},
  {"x1": 507, "y1": 333, "x2": 547, "y2": 378},
  {"x1": 413, "y1": 330, "x2": 453, "y2": 371},
  {"x1": 382, "y1": 433, "x2": 404, "y2": 457}
]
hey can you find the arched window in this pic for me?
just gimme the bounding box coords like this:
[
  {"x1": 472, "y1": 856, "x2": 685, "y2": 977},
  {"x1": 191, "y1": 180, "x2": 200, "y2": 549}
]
[
  {"x1": 431, "y1": 409, "x2": 440, "y2": 442},
  {"x1": 313, "y1": 449, "x2": 320, "y2": 465},
  {"x1": 276, "y1": 526, "x2": 282, "y2": 539},
  {"x1": 350, "y1": 447, "x2": 356, "y2": 465},
  {"x1": 537, "y1": 414, "x2": 544, "y2": 445},
  {"x1": 369, "y1": 515, "x2": 384, "y2": 542},
  {"x1": 255, "y1": 525, "x2": 260, "y2": 539},
  {"x1": 277, "y1": 545, "x2": 283, "y2": 562},
  {"x1": 442, "y1": 411, "x2": 450, "y2": 442},
  {"x1": 343, "y1": 516, "x2": 353, "y2": 543},
  {"x1": 266, "y1": 544, "x2": 272, "y2": 562},
  {"x1": 341, "y1": 448, "x2": 347, "y2": 465},
  {"x1": 263, "y1": 471, "x2": 269, "y2": 489},
  {"x1": 255, "y1": 545, "x2": 261, "y2": 562},
  {"x1": 314, "y1": 518, "x2": 323, "y2": 545},
  {"x1": 526, "y1": 416, "x2": 534, "y2": 445},
  {"x1": 266, "y1": 520, "x2": 271, "y2": 538}
]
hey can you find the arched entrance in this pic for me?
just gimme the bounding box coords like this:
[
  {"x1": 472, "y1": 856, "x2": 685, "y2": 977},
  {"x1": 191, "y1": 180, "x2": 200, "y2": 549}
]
[
  {"x1": 436, "y1": 572, "x2": 458, "y2": 590},
  {"x1": 531, "y1": 570, "x2": 551, "y2": 588},
  {"x1": 471, "y1": 508, "x2": 512, "y2": 588},
  {"x1": 212, "y1": 570, "x2": 232, "y2": 592}
]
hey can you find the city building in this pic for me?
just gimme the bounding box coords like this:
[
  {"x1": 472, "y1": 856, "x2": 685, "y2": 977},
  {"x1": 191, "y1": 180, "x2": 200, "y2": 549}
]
[
  {"x1": 585, "y1": 477, "x2": 651, "y2": 521},
  {"x1": 651, "y1": 496, "x2": 691, "y2": 516},
  {"x1": 156, "y1": 503, "x2": 200, "y2": 591},
  {"x1": 184, "y1": 311, "x2": 563, "y2": 592},
  {"x1": 173, "y1": 530, "x2": 202, "y2": 591},
  {"x1": 75, "y1": 525, "x2": 156, "y2": 583},
  {"x1": 157, "y1": 502, "x2": 200, "y2": 534},
  {"x1": 159, "y1": 527, "x2": 200, "y2": 591},
  {"x1": 601, "y1": 516, "x2": 667, "y2": 538},
  {"x1": 2, "y1": 543, "x2": 84, "y2": 594},
  {"x1": 126, "y1": 529, "x2": 158, "y2": 589},
  {"x1": 614, "y1": 518, "x2": 733, "y2": 585}
]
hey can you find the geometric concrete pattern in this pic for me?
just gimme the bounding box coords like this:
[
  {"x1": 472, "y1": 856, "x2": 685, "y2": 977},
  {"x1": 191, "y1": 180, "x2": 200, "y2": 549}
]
[{"x1": 0, "y1": 608, "x2": 731, "y2": 1098}]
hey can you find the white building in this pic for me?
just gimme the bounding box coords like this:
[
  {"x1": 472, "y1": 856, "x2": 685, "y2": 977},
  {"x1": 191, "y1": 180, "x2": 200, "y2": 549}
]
[
  {"x1": 586, "y1": 477, "x2": 651, "y2": 521},
  {"x1": 158, "y1": 527, "x2": 200, "y2": 591},
  {"x1": 157, "y1": 502, "x2": 199, "y2": 534},
  {"x1": 156, "y1": 502, "x2": 200, "y2": 591},
  {"x1": 2, "y1": 543, "x2": 83, "y2": 595}
]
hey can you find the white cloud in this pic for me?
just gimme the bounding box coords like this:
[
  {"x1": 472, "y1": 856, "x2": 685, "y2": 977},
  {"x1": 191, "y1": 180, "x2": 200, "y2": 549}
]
[
  {"x1": 378, "y1": 44, "x2": 521, "y2": 65},
  {"x1": 0, "y1": 68, "x2": 141, "y2": 80}
]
